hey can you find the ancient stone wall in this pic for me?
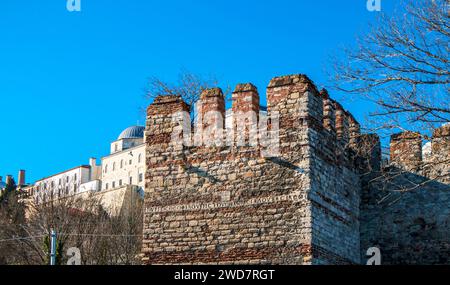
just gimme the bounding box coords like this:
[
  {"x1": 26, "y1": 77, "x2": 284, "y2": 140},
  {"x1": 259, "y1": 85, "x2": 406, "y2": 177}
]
[
  {"x1": 360, "y1": 124, "x2": 450, "y2": 264},
  {"x1": 141, "y1": 73, "x2": 449, "y2": 265},
  {"x1": 360, "y1": 174, "x2": 450, "y2": 264},
  {"x1": 427, "y1": 125, "x2": 450, "y2": 184},
  {"x1": 142, "y1": 74, "x2": 372, "y2": 265},
  {"x1": 390, "y1": 131, "x2": 423, "y2": 173},
  {"x1": 389, "y1": 125, "x2": 449, "y2": 183}
]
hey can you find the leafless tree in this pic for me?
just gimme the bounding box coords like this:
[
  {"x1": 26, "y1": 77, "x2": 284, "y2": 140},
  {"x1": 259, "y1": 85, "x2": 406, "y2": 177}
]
[
  {"x1": 0, "y1": 191, "x2": 143, "y2": 265},
  {"x1": 331, "y1": 0, "x2": 449, "y2": 136},
  {"x1": 329, "y1": 0, "x2": 449, "y2": 195},
  {"x1": 144, "y1": 70, "x2": 231, "y2": 122}
]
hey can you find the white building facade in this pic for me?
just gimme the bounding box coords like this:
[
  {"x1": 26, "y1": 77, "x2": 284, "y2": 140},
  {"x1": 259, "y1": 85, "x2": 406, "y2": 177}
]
[
  {"x1": 25, "y1": 126, "x2": 146, "y2": 203},
  {"x1": 30, "y1": 160, "x2": 100, "y2": 203},
  {"x1": 101, "y1": 126, "x2": 146, "y2": 192}
]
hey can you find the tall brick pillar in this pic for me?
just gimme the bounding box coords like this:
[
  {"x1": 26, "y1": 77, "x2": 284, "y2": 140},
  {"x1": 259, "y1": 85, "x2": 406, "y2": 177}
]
[
  {"x1": 196, "y1": 88, "x2": 225, "y2": 147},
  {"x1": 267, "y1": 75, "x2": 361, "y2": 264},
  {"x1": 267, "y1": 75, "x2": 323, "y2": 148},
  {"x1": 430, "y1": 124, "x2": 450, "y2": 183},
  {"x1": 390, "y1": 131, "x2": 422, "y2": 172},
  {"x1": 145, "y1": 95, "x2": 190, "y2": 193},
  {"x1": 334, "y1": 102, "x2": 356, "y2": 167},
  {"x1": 143, "y1": 95, "x2": 191, "y2": 263},
  {"x1": 232, "y1": 83, "x2": 260, "y2": 146},
  {"x1": 320, "y1": 89, "x2": 336, "y2": 135},
  {"x1": 319, "y1": 89, "x2": 338, "y2": 165},
  {"x1": 334, "y1": 102, "x2": 349, "y2": 145},
  {"x1": 348, "y1": 114, "x2": 361, "y2": 149},
  {"x1": 5, "y1": 175, "x2": 13, "y2": 185},
  {"x1": 432, "y1": 124, "x2": 450, "y2": 160},
  {"x1": 17, "y1": 170, "x2": 26, "y2": 186}
]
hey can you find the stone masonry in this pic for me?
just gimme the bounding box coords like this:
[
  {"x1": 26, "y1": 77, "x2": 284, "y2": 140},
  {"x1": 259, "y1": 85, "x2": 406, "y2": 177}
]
[
  {"x1": 360, "y1": 124, "x2": 450, "y2": 265},
  {"x1": 142, "y1": 74, "x2": 450, "y2": 265}
]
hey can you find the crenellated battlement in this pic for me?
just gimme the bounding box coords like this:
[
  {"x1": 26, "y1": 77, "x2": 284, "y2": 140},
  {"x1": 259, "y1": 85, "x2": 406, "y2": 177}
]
[
  {"x1": 267, "y1": 74, "x2": 322, "y2": 131},
  {"x1": 267, "y1": 74, "x2": 318, "y2": 90},
  {"x1": 431, "y1": 123, "x2": 450, "y2": 158},
  {"x1": 390, "y1": 124, "x2": 450, "y2": 182},
  {"x1": 390, "y1": 131, "x2": 423, "y2": 172},
  {"x1": 231, "y1": 83, "x2": 260, "y2": 147},
  {"x1": 320, "y1": 89, "x2": 336, "y2": 134},
  {"x1": 361, "y1": 124, "x2": 450, "y2": 265},
  {"x1": 145, "y1": 74, "x2": 373, "y2": 168},
  {"x1": 141, "y1": 74, "x2": 449, "y2": 265},
  {"x1": 142, "y1": 74, "x2": 382, "y2": 265}
]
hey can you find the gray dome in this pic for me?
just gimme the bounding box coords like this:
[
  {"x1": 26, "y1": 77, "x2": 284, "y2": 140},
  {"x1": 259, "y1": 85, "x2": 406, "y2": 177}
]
[{"x1": 118, "y1": 126, "x2": 145, "y2": 140}]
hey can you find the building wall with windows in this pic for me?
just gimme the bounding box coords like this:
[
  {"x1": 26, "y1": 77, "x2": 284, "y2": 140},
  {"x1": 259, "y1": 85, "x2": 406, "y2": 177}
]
[
  {"x1": 31, "y1": 165, "x2": 92, "y2": 203},
  {"x1": 101, "y1": 144, "x2": 145, "y2": 191},
  {"x1": 24, "y1": 126, "x2": 146, "y2": 206},
  {"x1": 101, "y1": 126, "x2": 146, "y2": 192}
]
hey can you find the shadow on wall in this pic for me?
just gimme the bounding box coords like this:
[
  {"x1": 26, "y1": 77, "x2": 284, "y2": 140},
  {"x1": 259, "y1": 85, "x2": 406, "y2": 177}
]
[{"x1": 360, "y1": 167, "x2": 450, "y2": 265}]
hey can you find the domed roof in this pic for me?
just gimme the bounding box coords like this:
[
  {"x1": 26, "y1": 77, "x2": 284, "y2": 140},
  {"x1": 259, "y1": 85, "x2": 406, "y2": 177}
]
[{"x1": 118, "y1": 126, "x2": 145, "y2": 140}]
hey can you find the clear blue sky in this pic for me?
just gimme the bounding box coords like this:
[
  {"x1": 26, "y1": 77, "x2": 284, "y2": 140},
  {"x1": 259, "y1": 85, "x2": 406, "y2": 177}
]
[{"x1": 0, "y1": 0, "x2": 395, "y2": 183}]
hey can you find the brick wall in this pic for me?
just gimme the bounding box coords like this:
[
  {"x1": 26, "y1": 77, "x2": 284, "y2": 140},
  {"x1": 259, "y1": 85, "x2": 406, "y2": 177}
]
[
  {"x1": 360, "y1": 124, "x2": 450, "y2": 264},
  {"x1": 360, "y1": 174, "x2": 450, "y2": 264},
  {"x1": 142, "y1": 74, "x2": 375, "y2": 265},
  {"x1": 141, "y1": 74, "x2": 449, "y2": 265}
]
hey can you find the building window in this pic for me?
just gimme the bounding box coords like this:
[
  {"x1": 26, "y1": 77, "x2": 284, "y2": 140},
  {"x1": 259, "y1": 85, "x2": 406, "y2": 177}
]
[
  {"x1": 139, "y1": 173, "x2": 143, "y2": 183},
  {"x1": 129, "y1": 159, "x2": 132, "y2": 165},
  {"x1": 113, "y1": 162, "x2": 116, "y2": 171},
  {"x1": 112, "y1": 181, "x2": 116, "y2": 189},
  {"x1": 105, "y1": 164, "x2": 108, "y2": 173},
  {"x1": 120, "y1": 160, "x2": 123, "y2": 169},
  {"x1": 115, "y1": 144, "x2": 118, "y2": 152},
  {"x1": 138, "y1": 154, "x2": 142, "y2": 163},
  {"x1": 74, "y1": 173, "x2": 77, "y2": 181},
  {"x1": 129, "y1": 177, "x2": 133, "y2": 185},
  {"x1": 105, "y1": 183, "x2": 109, "y2": 190},
  {"x1": 59, "y1": 179, "x2": 61, "y2": 185},
  {"x1": 66, "y1": 176, "x2": 69, "y2": 183}
]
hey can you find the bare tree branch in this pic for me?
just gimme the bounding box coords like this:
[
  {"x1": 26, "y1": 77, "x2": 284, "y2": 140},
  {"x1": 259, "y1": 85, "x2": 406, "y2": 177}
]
[{"x1": 330, "y1": 0, "x2": 449, "y2": 134}]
